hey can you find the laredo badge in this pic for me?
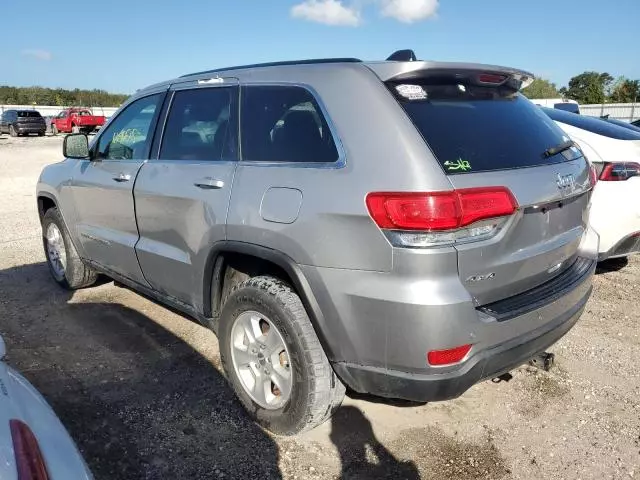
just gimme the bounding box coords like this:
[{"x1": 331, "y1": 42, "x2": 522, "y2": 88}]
[{"x1": 444, "y1": 158, "x2": 472, "y2": 172}]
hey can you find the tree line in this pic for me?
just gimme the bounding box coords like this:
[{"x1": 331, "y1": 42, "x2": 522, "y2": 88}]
[
  {"x1": 0, "y1": 86, "x2": 129, "y2": 107},
  {"x1": 522, "y1": 72, "x2": 640, "y2": 104}
]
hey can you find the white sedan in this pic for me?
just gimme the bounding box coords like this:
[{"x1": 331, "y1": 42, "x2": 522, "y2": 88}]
[
  {"x1": 542, "y1": 107, "x2": 640, "y2": 261},
  {"x1": 0, "y1": 335, "x2": 93, "y2": 480}
]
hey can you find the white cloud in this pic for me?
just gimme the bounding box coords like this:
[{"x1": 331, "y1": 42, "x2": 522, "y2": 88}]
[
  {"x1": 291, "y1": 0, "x2": 361, "y2": 27},
  {"x1": 380, "y1": 0, "x2": 439, "y2": 23},
  {"x1": 21, "y1": 49, "x2": 52, "y2": 61}
]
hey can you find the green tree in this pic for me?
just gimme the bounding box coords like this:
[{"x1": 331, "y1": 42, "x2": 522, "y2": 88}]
[
  {"x1": 609, "y1": 77, "x2": 640, "y2": 103},
  {"x1": 0, "y1": 85, "x2": 128, "y2": 107},
  {"x1": 564, "y1": 72, "x2": 614, "y2": 104},
  {"x1": 521, "y1": 78, "x2": 560, "y2": 99}
]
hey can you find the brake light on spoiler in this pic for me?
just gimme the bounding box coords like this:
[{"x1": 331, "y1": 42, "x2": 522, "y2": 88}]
[{"x1": 366, "y1": 187, "x2": 518, "y2": 248}]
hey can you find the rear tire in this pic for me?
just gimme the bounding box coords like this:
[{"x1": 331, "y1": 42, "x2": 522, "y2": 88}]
[
  {"x1": 42, "y1": 208, "x2": 97, "y2": 290},
  {"x1": 38, "y1": 132, "x2": 45, "y2": 137},
  {"x1": 219, "y1": 276, "x2": 345, "y2": 436},
  {"x1": 9, "y1": 125, "x2": 17, "y2": 137},
  {"x1": 71, "y1": 125, "x2": 80, "y2": 134}
]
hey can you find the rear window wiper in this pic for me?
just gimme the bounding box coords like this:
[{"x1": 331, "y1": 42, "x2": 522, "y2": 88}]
[{"x1": 543, "y1": 140, "x2": 574, "y2": 158}]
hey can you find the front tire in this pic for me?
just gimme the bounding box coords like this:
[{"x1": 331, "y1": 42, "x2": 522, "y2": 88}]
[
  {"x1": 42, "y1": 208, "x2": 97, "y2": 290},
  {"x1": 9, "y1": 125, "x2": 17, "y2": 137},
  {"x1": 51, "y1": 124, "x2": 58, "y2": 136},
  {"x1": 219, "y1": 276, "x2": 345, "y2": 436}
]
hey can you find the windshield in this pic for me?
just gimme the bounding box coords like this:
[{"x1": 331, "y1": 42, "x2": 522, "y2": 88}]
[
  {"x1": 390, "y1": 83, "x2": 576, "y2": 174},
  {"x1": 542, "y1": 107, "x2": 640, "y2": 140}
]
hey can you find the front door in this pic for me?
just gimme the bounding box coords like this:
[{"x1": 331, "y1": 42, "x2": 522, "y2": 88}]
[
  {"x1": 70, "y1": 92, "x2": 165, "y2": 285},
  {"x1": 134, "y1": 82, "x2": 239, "y2": 309}
]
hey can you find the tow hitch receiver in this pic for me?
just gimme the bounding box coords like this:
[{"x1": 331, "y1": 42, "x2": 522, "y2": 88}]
[{"x1": 528, "y1": 352, "x2": 555, "y2": 371}]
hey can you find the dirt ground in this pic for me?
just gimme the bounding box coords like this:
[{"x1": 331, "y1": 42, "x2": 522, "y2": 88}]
[{"x1": 0, "y1": 134, "x2": 638, "y2": 480}]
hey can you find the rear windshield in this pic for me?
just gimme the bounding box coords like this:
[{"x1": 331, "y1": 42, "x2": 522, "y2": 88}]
[
  {"x1": 390, "y1": 83, "x2": 576, "y2": 174},
  {"x1": 542, "y1": 107, "x2": 640, "y2": 140},
  {"x1": 17, "y1": 111, "x2": 42, "y2": 118},
  {"x1": 553, "y1": 103, "x2": 580, "y2": 114}
]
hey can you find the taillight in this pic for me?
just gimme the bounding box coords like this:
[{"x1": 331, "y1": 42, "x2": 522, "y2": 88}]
[
  {"x1": 366, "y1": 187, "x2": 517, "y2": 247},
  {"x1": 10, "y1": 420, "x2": 49, "y2": 480},
  {"x1": 477, "y1": 73, "x2": 507, "y2": 84},
  {"x1": 599, "y1": 162, "x2": 640, "y2": 181},
  {"x1": 427, "y1": 344, "x2": 472, "y2": 366}
]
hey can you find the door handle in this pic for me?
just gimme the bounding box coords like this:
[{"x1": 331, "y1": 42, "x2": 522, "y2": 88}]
[
  {"x1": 194, "y1": 178, "x2": 225, "y2": 190},
  {"x1": 113, "y1": 173, "x2": 131, "y2": 182}
]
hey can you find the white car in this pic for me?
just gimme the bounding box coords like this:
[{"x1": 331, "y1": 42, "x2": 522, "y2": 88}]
[
  {"x1": 0, "y1": 336, "x2": 93, "y2": 480},
  {"x1": 542, "y1": 107, "x2": 640, "y2": 261}
]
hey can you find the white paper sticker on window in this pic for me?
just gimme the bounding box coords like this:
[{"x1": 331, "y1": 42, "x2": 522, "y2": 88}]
[{"x1": 395, "y1": 84, "x2": 428, "y2": 101}]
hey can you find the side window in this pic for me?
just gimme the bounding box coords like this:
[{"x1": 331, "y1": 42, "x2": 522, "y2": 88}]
[
  {"x1": 159, "y1": 87, "x2": 237, "y2": 161},
  {"x1": 241, "y1": 86, "x2": 339, "y2": 163},
  {"x1": 96, "y1": 94, "x2": 162, "y2": 160}
]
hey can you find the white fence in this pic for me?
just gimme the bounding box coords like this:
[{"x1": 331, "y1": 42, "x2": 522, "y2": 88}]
[
  {"x1": 0, "y1": 105, "x2": 118, "y2": 118},
  {"x1": 580, "y1": 103, "x2": 639, "y2": 122}
]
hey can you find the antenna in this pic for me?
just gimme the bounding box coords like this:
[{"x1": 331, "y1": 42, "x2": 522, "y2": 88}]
[{"x1": 386, "y1": 49, "x2": 417, "y2": 62}]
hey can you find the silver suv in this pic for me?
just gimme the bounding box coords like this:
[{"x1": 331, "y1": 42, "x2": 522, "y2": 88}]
[{"x1": 37, "y1": 52, "x2": 599, "y2": 435}]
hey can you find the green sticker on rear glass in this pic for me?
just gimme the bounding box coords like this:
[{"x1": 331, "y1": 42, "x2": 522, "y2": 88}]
[{"x1": 444, "y1": 159, "x2": 472, "y2": 172}]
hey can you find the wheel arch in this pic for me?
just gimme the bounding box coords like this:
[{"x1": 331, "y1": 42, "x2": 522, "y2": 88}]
[
  {"x1": 37, "y1": 193, "x2": 58, "y2": 223},
  {"x1": 203, "y1": 241, "x2": 338, "y2": 361}
]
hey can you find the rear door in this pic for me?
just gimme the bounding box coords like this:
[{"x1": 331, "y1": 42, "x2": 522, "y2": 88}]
[
  {"x1": 389, "y1": 79, "x2": 591, "y2": 305},
  {"x1": 134, "y1": 81, "x2": 239, "y2": 309},
  {"x1": 69, "y1": 92, "x2": 165, "y2": 284}
]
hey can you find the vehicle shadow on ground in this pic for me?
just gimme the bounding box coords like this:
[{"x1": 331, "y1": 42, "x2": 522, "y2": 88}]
[
  {"x1": 0, "y1": 262, "x2": 282, "y2": 479},
  {"x1": 0, "y1": 262, "x2": 425, "y2": 480},
  {"x1": 330, "y1": 406, "x2": 420, "y2": 479},
  {"x1": 596, "y1": 257, "x2": 629, "y2": 274}
]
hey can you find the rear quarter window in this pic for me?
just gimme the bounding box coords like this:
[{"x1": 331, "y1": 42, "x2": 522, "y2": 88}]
[{"x1": 390, "y1": 83, "x2": 576, "y2": 174}]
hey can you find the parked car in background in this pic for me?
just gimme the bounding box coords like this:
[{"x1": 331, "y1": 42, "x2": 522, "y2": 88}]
[
  {"x1": 51, "y1": 108, "x2": 106, "y2": 135},
  {"x1": 0, "y1": 335, "x2": 93, "y2": 479},
  {"x1": 600, "y1": 115, "x2": 640, "y2": 133},
  {"x1": 529, "y1": 98, "x2": 580, "y2": 114},
  {"x1": 0, "y1": 110, "x2": 46, "y2": 137},
  {"x1": 543, "y1": 107, "x2": 640, "y2": 261},
  {"x1": 38, "y1": 53, "x2": 598, "y2": 435}
]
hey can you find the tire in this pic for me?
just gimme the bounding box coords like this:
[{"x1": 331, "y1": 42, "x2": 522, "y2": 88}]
[
  {"x1": 38, "y1": 132, "x2": 45, "y2": 137},
  {"x1": 42, "y1": 208, "x2": 97, "y2": 290},
  {"x1": 9, "y1": 125, "x2": 17, "y2": 137},
  {"x1": 51, "y1": 124, "x2": 58, "y2": 136},
  {"x1": 71, "y1": 125, "x2": 80, "y2": 134},
  {"x1": 219, "y1": 276, "x2": 345, "y2": 436}
]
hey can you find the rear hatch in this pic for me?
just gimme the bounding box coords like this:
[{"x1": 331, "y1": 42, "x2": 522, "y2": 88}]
[
  {"x1": 16, "y1": 111, "x2": 45, "y2": 126},
  {"x1": 383, "y1": 66, "x2": 591, "y2": 305}
]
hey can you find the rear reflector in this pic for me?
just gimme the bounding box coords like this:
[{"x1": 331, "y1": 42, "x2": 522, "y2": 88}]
[
  {"x1": 427, "y1": 344, "x2": 472, "y2": 366},
  {"x1": 10, "y1": 420, "x2": 49, "y2": 480},
  {"x1": 366, "y1": 187, "x2": 517, "y2": 232}
]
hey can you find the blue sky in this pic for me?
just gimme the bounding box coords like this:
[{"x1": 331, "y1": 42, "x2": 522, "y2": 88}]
[{"x1": 3, "y1": 0, "x2": 639, "y2": 94}]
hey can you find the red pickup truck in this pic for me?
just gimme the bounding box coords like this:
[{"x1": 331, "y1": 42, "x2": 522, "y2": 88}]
[{"x1": 51, "y1": 108, "x2": 106, "y2": 135}]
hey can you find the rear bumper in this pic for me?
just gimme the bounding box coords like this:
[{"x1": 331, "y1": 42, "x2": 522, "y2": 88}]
[
  {"x1": 598, "y1": 233, "x2": 640, "y2": 261},
  {"x1": 332, "y1": 286, "x2": 589, "y2": 402},
  {"x1": 16, "y1": 124, "x2": 46, "y2": 134}
]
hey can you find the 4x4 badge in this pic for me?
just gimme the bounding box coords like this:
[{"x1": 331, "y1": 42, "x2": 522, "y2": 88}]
[{"x1": 444, "y1": 158, "x2": 472, "y2": 172}]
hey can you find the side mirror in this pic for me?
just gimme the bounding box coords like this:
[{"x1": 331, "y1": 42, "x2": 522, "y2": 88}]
[{"x1": 63, "y1": 133, "x2": 90, "y2": 159}]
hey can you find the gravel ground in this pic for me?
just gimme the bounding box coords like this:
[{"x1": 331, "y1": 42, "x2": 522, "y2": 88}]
[{"x1": 0, "y1": 134, "x2": 639, "y2": 480}]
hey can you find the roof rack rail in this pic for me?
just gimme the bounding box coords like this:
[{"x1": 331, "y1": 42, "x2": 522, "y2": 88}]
[
  {"x1": 386, "y1": 49, "x2": 418, "y2": 62},
  {"x1": 180, "y1": 57, "x2": 362, "y2": 78}
]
